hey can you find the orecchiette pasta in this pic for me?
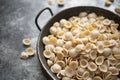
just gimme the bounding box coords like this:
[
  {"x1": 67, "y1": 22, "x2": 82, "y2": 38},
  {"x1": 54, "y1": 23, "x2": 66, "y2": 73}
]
[{"x1": 42, "y1": 12, "x2": 120, "y2": 80}]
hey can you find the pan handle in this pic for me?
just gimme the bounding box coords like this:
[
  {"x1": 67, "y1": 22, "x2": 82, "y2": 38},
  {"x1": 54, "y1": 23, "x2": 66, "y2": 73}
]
[{"x1": 35, "y1": 7, "x2": 54, "y2": 31}]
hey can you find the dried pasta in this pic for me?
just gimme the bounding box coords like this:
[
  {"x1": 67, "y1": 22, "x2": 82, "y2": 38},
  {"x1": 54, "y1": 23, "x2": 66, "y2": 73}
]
[{"x1": 42, "y1": 12, "x2": 120, "y2": 80}]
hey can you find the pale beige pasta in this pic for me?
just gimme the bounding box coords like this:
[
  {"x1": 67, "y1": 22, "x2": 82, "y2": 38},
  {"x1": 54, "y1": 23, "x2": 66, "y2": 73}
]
[
  {"x1": 94, "y1": 76, "x2": 102, "y2": 80},
  {"x1": 95, "y1": 56, "x2": 105, "y2": 65},
  {"x1": 89, "y1": 50, "x2": 97, "y2": 60},
  {"x1": 109, "y1": 67, "x2": 119, "y2": 75},
  {"x1": 82, "y1": 71, "x2": 90, "y2": 79},
  {"x1": 79, "y1": 12, "x2": 87, "y2": 17},
  {"x1": 69, "y1": 61, "x2": 78, "y2": 70},
  {"x1": 69, "y1": 48, "x2": 78, "y2": 58},
  {"x1": 43, "y1": 49, "x2": 53, "y2": 58},
  {"x1": 47, "y1": 59, "x2": 53, "y2": 67},
  {"x1": 87, "y1": 13, "x2": 97, "y2": 18},
  {"x1": 64, "y1": 66, "x2": 75, "y2": 77},
  {"x1": 108, "y1": 56, "x2": 118, "y2": 65},
  {"x1": 88, "y1": 62, "x2": 97, "y2": 71},
  {"x1": 42, "y1": 12, "x2": 120, "y2": 79},
  {"x1": 103, "y1": 19, "x2": 111, "y2": 26},
  {"x1": 99, "y1": 64, "x2": 108, "y2": 72},
  {"x1": 80, "y1": 59, "x2": 88, "y2": 68},
  {"x1": 51, "y1": 64, "x2": 62, "y2": 73},
  {"x1": 22, "y1": 38, "x2": 31, "y2": 46}
]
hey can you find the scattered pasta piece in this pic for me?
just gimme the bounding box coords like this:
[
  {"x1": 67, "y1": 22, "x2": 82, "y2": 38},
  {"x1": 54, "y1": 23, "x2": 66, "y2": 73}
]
[
  {"x1": 25, "y1": 47, "x2": 35, "y2": 56},
  {"x1": 22, "y1": 38, "x2": 31, "y2": 46},
  {"x1": 20, "y1": 52, "x2": 29, "y2": 59},
  {"x1": 115, "y1": 7, "x2": 120, "y2": 14},
  {"x1": 48, "y1": 0, "x2": 55, "y2": 5},
  {"x1": 58, "y1": 0, "x2": 64, "y2": 6},
  {"x1": 105, "y1": 0, "x2": 112, "y2": 6}
]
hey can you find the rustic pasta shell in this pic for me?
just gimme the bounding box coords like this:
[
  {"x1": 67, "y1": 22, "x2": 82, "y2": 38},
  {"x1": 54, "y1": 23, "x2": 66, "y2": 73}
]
[
  {"x1": 56, "y1": 39, "x2": 64, "y2": 47},
  {"x1": 82, "y1": 71, "x2": 90, "y2": 79},
  {"x1": 57, "y1": 31, "x2": 64, "y2": 39},
  {"x1": 43, "y1": 49, "x2": 52, "y2": 58},
  {"x1": 64, "y1": 21, "x2": 72, "y2": 29},
  {"x1": 99, "y1": 64, "x2": 108, "y2": 72},
  {"x1": 53, "y1": 22, "x2": 60, "y2": 27},
  {"x1": 97, "y1": 44, "x2": 104, "y2": 54},
  {"x1": 54, "y1": 46, "x2": 63, "y2": 53},
  {"x1": 95, "y1": 56, "x2": 105, "y2": 65},
  {"x1": 112, "y1": 47, "x2": 120, "y2": 55},
  {"x1": 113, "y1": 54, "x2": 120, "y2": 60},
  {"x1": 104, "y1": 40, "x2": 111, "y2": 47},
  {"x1": 64, "y1": 41, "x2": 72, "y2": 49},
  {"x1": 63, "y1": 32, "x2": 73, "y2": 41},
  {"x1": 75, "y1": 44, "x2": 85, "y2": 52},
  {"x1": 22, "y1": 38, "x2": 31, "y2": 46},
  {"x1": 103, "y1": 71, "x2": 112, "y2": 80},
  {"x1": 42, "y1": 36, "x2": 50, "y2": 45},
  {"x1": 47, "y1": 60, "x2": 53, "y2": 67},
  {"x1": 103, "y1": 60, "x2": 110, "y2": 67},
  {"x1": 51, "y1": 64, "x2": 62, "y2": 73},
  {"x1": 69, "y1": 61, "x2": 78, "y2": 70},
  {"x1": 60, "y1": 19, "x2": 67, "y2": 26},
  {"x1": 88, "y1": 62, "x2": 97, "y2": 71},
  {"x1": 45, "y1": 44, "x2": 54, "y2": 52},
  {"x1": 108, "y1": 56, "x2": 118, "y2": 65},
  {"x1": 25, "y1": 47, "x2": 35, "y2": 56},
  {"x1": 89, "y1": 50, "x2": 97, "y2": 60},
  {"x1": 69, "y1": 48, "x2": 78, "y2": 58},
  {"x1": 91, "y1": 30, "x2": 100, "y2": 38},
  {"x1": 88, "y1": 13, "x2": 97, "y2": 18},
  {"x1": 76, "y1": 67, "x2": 85, "y2": 77},
  {"x1": 57, "y1": 70, "x2": 66, "y2": 79},
  {"x1": 109, "y1": 67, "x2": 119, "y2": 75},
  {"x1": 64, "y1": 66, "x2": 75, "y2": 77},
  {"x1": 48, "y1": 35, "x2": 57, "y2": 43},
  {"x1": 50, "y1": 26, "x2": 57, "y2": 35},
  {"x1": 94, "y1": 76, "x2": 102, "y2": 80},
  {"x1": 56, "y1": 52, "x2": 64, "y2": 60},
  {"x1": 80, "y1": 59, "x2": 88, "y2": 68},
  {"x1": 103, "y1": 48, "x2": 112, "y2": 57},
  {"x1": 79, "y1": 12, "x2": 88, "y2": 17},
  {"x1": 56, "y1": 60, "x2": 65, "y2": 68},
  {"x1": 62, "y1": 48, "x2": 68, "y2": 57},
  {"x1": 103, "y1": 19, "x2": 111, "y2": 26},
  {"x1": 85, "y1": 43, "x2": 93, "y2": 52}
]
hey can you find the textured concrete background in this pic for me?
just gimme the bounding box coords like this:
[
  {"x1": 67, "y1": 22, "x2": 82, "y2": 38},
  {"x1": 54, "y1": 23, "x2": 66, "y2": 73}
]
[{"x1": 0, "y1": 0, "x2": 120, "y2": 80}]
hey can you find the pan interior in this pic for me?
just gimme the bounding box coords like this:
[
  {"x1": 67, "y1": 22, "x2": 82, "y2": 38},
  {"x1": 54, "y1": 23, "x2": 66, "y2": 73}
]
[{"x1": 37, "y1": 6, "x2": 120, "y2": 80}]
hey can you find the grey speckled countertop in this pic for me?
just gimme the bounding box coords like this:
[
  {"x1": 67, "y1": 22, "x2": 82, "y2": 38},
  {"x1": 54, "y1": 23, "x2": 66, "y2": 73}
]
[{"x1": 0, "y1": 0, "x2": 120, "y2": 80}]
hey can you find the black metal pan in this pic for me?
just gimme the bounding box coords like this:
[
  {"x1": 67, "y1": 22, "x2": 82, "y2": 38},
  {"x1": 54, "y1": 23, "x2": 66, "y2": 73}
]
[{"x1": 35, "y1": 6, "x2": 120, "y2": 80}]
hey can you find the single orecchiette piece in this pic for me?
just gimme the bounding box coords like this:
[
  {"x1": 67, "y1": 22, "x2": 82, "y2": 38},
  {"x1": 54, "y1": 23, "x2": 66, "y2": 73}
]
[
  {"x1": 63, "y1": 32, "x2": 73, "y2": 41},
  {"x1": 79, "y1": 12, "x2": 87, "y2": 17},
  {"x1": 88, "y1": 62, "x2": 97, "y2": 71},
  {"x1": 69, "y1": 48, "x2": 78, "y2": 58},
  {"x1": 69, "y1": 61, "x2": 78, "y2": 70},
  {"x1": 109, "y1": 66, "x2": 119, "y2": 75},
  {"x1": 51, "y1": 64, "x2": 62, "y2": 73},
  {"x1": 64, "y1": 66, "x2": 75, "y2": 77},
  {"x1": 99, "y1": 64, "x2": 108, "y2": 72},
  {"x1": 22, "y1": 38, "x2": 31, "y2": 46},
  {"x1": 95, "y1": 56, "x2": 105, "y2": 65},
  {"x1": 47, "y1": 59, "x2": 53, "y2": 67},
  {"x1": 80, "y1": 59, "x2": 88, "y2": 68}
]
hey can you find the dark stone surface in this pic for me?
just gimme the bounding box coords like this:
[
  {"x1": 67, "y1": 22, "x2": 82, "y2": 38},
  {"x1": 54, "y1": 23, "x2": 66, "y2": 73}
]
[{"x1": 0, "y1": 0, "x2": 119, "y2": 80}]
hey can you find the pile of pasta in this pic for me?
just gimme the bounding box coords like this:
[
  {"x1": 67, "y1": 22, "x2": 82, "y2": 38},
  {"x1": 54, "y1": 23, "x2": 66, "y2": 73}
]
[{"x1": 42, "y1": 12, "x2": 120, "y2": 80}]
